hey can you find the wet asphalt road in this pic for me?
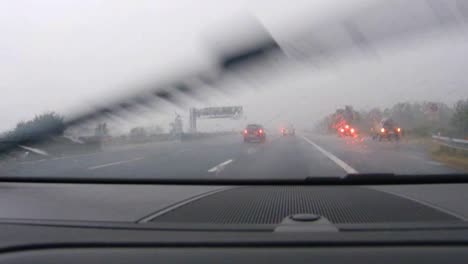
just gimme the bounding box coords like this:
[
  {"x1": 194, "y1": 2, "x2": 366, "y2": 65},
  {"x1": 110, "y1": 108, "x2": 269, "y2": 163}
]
[{"x1": 0, "y1": 133, "x2": 463, "y2": 179}]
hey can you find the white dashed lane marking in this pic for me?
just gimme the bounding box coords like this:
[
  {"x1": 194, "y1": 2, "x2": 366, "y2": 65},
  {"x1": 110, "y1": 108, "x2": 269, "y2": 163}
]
[
  {"x1": 88, "y1": 157, "x2": 144, "y2": 170},
  {"x1": 208, "y1": 159, "x2": 234, "y2": 173}
]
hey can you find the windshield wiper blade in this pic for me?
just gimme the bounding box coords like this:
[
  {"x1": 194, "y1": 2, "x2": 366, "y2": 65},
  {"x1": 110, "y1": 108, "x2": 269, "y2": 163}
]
[
  {"x1": 2, "y1": 1, "x2": 467, "y2": 157},
  {"x1": 0, "y1": 174, "x2": 466, "y2": 185},
  {"x1": 0, "y1": 35, "x2": 280, "y2": 157},
  {"x1": 316, "y1": 173, "x2": 468, "y2": 185},
  {"x1": 345, "y1": 173, "x2": 397, "y2": 182}
]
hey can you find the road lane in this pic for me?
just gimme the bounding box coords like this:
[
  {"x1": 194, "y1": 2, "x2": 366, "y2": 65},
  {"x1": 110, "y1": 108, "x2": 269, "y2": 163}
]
[
  {"x1": 218, "y1": 135, "x2": 346, "y2": 179},
  {"x1": 84, "y1": 136, "x2": 245, "y2": 179}
]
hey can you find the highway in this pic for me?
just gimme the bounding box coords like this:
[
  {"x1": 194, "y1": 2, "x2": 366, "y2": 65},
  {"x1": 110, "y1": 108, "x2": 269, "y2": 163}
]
[{"x1": 0, "y1": 133, "x2": 464, "y2": 179}]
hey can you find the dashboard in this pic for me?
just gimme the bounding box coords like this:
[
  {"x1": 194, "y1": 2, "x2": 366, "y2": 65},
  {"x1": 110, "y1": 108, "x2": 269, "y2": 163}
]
[{"x1": 0, "y1": 182, "x2": 468, "y2": 263}]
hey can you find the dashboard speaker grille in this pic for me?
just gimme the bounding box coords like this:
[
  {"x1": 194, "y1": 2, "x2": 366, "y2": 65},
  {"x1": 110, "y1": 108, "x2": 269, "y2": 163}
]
[{"x1": 151, "y1": 186, "x2": 457, "y2": 224}]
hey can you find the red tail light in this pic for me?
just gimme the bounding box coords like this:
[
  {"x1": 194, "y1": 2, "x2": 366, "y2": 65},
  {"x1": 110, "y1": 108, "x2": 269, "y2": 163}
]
[
  {"x1": 350, "y1": 128, "x2": 355, "y2": 134},
  {"x1": 258, "y1": 129, "x2": 263, "y2": 134},
  {"x1": 380, "y1": 128, "x2": 385, "y2": 133},
  {"x1": 243, "y1": 129, "x2": 248, "y2": 134},
  {"x1": 345, "y1": 125, "x2": 349, "y2": 129},
  {"x1": 340, "y1": 128, "x2": 345, "y2": 133},
  {"x1": 397, "y1": 127, "x2": 401, "y2": 132}
]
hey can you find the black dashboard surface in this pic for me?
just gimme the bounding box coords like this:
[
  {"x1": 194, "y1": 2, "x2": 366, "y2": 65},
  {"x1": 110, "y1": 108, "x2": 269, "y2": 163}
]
[
  {"x1": 0, "y1": 183, "x2": 467, "y2": 222},
  {"x1": 0, "y1": 182, "x2": 468, "y2": 263},
  {"x1": 0, "y1": 183, "x2": 224, "y2": 222},
  {"x1": 1, "y1": 247, "x2": 468, "y2": 264}
]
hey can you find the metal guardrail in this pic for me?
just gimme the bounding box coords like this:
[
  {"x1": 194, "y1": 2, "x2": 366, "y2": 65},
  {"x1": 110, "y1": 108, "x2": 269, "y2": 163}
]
[{"x1": 432, "y1": 135, "x2": 468, "y2": 151}]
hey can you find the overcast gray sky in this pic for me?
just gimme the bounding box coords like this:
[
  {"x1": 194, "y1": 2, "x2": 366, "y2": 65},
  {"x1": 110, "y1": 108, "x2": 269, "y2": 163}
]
[{"x1": 1, "y1": 0, "x2": 468, "y2": 133}]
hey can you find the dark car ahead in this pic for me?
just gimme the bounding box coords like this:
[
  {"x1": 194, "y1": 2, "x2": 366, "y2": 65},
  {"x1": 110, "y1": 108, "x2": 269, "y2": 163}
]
[
  {"x1": 243, "y1": 124, "x2": 266, "y2": 143},
  {"x1": 372, "y1": 118, "x2": 402, "y2": 141}
]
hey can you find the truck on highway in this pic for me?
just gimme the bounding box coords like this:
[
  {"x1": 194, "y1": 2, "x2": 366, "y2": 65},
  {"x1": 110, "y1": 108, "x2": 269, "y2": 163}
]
[{"x1": 329, "y1": 106, "x2": 360, "y2": 138}]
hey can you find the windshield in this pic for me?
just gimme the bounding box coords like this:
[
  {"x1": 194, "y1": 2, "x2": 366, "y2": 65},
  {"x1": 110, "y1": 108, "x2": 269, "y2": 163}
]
[{"x1": 0, "y1": 0, "x2": 467, "y2": 180}]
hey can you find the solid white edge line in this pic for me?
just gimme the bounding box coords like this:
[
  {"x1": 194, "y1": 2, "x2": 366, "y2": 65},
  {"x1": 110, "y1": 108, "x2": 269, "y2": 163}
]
[
  {"x1": 208, "y1": 159, "x2": 234, "y2": 173},
  {"x1": 88, "y1": 157, "x2": 144, "y2": 170},
  {"x1": 301, "y1": 135, "x2": 358, "y2": 174}
]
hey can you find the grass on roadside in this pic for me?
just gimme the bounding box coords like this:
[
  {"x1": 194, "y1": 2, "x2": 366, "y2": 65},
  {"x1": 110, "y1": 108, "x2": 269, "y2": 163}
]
[
  {"x1": 430, "y1": 144, "x2": 468, "y2": 172},
  {"x1": 403, "y1": 136, "x2": 432, "y2": 145}
]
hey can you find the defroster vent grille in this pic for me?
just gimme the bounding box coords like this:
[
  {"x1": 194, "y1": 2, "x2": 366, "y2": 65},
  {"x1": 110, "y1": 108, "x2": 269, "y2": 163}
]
[{"x1": 151, "y1": 186, "x2": 457, "y2": 224}]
